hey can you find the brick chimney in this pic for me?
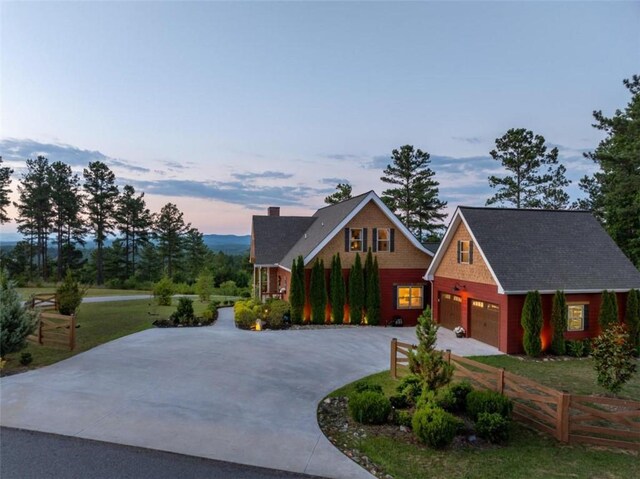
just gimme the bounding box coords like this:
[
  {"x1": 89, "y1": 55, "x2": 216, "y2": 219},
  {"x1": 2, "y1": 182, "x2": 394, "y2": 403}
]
[{"x1": 268, "y1": 207, "x2": 280, "y2": 217}]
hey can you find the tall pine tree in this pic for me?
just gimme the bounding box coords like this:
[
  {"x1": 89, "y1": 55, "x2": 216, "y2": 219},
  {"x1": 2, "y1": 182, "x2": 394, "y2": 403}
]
[
  {"x1": 154, "y1": 203, "x2": 190, "y2": 278},
  {"x1": 324, "y1": 183, "x2": 353, "y2": 205},
  {"x1": 116, "y1": 185, "x2": 153, "y2": 278},
  {"x1": 0, "y1": 156, "x2": 13, "y2": 224}
]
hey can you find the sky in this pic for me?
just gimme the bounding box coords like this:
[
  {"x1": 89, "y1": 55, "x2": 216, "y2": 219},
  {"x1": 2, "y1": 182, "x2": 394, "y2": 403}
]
[{"x1": 1, "y1": 1, "x2": 638, "y2": 237}]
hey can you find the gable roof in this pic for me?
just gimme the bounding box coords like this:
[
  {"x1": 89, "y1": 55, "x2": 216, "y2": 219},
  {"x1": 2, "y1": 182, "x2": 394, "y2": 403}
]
[
  {"x1": 425, "y1": 206, "x2": 640, "y2": 294},
  {"x1": 252, "y1": 190, "x2": 434, "y2": 270},
  {"x1": 251, "y1": 216, "x2": 316, "y2": 265}
]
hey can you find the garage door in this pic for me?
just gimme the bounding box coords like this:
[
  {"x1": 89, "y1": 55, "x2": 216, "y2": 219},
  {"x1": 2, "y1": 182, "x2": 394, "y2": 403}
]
[
  {"x1": 470, "y1": 300, "x2": 500, "y2": 347},
  {"x1": 439, "y1": 293, "x2": 461, "y2": 330}
]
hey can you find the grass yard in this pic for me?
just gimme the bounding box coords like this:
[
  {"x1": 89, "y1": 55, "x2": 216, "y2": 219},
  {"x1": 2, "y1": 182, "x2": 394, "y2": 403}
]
[
  {"x1": 17, "y1": 287, "x2": 151, "y2": 300},
  {"x1": 323, "y1": 371, "x2": 638, "y2": 479},
  {"x1": 472, "y1": 355, "x2": 640, "y2": 399},
  {"x1": 1, "y1": 298, "x2": 213, "y2": 375}
]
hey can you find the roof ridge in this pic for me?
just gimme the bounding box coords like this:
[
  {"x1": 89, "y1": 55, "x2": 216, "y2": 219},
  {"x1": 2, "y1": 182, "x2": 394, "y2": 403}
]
[
  {"x1": 459, "y1": 206, "x2": 592, "y2": 213},
  {"x1": 313, "y1": 190, "x2": 374, "y2": 212}
]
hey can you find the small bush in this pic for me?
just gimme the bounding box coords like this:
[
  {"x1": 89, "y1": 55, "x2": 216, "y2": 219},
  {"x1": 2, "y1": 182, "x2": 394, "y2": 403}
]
[
  {"x1": 348, "y1": 391, "x2": 392, "y2": 425},
  {"x1": 152, "y1": 319, "x2": 172, "y2": 328},
  {"x1": 153, "y1": 276, "x2": 174, "y2": 306},
  {"x1": 566, "y1": 339, "x2": 590, "y2": 357},
  {"x1": 170, "y1": 297, "x2": 196, "y2": 326},
  {"x1": 396, "y1": 374, "x2": 423, "y2": 405},
  {"x1": 449, "y1": 381, "x2": 474, "y2": 413},
  {"x1": 200, "y1": 309, "x2": 218, "y2": 325},
  {"x1": 20, "y1": 352, "x2": 33, "y2": 366},
  {"x1": 392, "y1": 409, "x2": 413, "y2": 428},
  {"x1": 354, "y1": 382, "x2": 384, "y2": 395},
  {"x1": 234, "y1": 299, "x2": 259, "y2": 329},
  {"x1": 219, "y1": 280, "x2": 238, "y2": 296},
  {"x1": 412, "y1": 405, "x2": 462, "y2": 448},
  {"x1": 476, "y1": 412, "x2": 510, "y2": 443},
  {"x1": 591, "y1": 324, "x2": 637, "y2": 393},
  {"x1": 56, "y1": 270, "x2": 85, "y2": 315},
  {"x1": 389, "y1": 394, "x2": 410, "y2": 409},
  {"x1": 264, "y1": 299, "x2": 290, "y2": 330},
  {"x1": 418, "y1": 387, "x2": 457, "y2": 412},
  {"x1": 466, "y1": 390, "x2": 513, "y2": 421}
]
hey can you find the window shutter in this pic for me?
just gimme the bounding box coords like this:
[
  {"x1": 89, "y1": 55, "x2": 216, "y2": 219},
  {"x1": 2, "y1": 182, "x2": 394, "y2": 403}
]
[
  {"x1": 457, "y1": 241, "x2": 461, "y2": 263},
  {"x1": 583, "y1": 304, "x2": 589, "y2": 331},
  {"x1": 390, "y1": 228, "x2": 395, "y2": 252},
  {"x1": 393, "y1": 285, "x2": 398, "y2": 310},
  {"x1": 363, "y1": 228, "x2": 368, "y2": 252},
  {"x1": 372, "y1": 228, "x2": 378, "y2": 252},
  {"x1": 344, "y1": 228, "x2": 349, "y2": 252},
  {"x1": 422, "y1": 284, "x2": 427, "y2": 309},
  {"x1": 469, "y1": 242, "x2": 474, "y2": 264}
]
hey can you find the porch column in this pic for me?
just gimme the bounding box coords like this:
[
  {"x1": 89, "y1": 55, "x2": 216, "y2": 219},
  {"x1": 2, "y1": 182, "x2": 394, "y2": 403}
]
[
  {"x1": 267, "y1": 267, "x2": 271, "y2": 296},
  {"x1": 258, "y1": 267, "x2": 262, "y2": 302}
]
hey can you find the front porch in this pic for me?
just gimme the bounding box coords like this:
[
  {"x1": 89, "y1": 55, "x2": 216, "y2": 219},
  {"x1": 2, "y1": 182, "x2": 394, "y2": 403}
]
[{"x1": 252, "y1": 265, "x2": 287, "y2": 302}]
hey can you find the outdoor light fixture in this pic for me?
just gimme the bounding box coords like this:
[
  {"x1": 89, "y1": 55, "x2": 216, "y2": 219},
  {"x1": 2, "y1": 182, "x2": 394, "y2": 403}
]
[{"x1": 453, "y1": 282, "x2": 466, "y2": 292}]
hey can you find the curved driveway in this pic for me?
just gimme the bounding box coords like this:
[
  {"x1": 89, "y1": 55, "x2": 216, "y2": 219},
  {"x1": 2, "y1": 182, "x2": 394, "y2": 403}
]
[{"x1": 0, "y1": 308, "x2": 499, "y2": 479}]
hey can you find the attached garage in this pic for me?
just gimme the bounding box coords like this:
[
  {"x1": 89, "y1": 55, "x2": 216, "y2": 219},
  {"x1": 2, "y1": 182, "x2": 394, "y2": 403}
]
[
  {"x1": 439, "y1": 293, "x2": 461, "y2": 330},
  {"x1": 469, "y1": 300, "x2": 499, "y2": 347}
]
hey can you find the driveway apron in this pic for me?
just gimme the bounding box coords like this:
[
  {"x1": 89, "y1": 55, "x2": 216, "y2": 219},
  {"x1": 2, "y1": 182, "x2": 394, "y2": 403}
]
[{"x1": 0, "y1": 308, "x2": 499, "y2": 479}]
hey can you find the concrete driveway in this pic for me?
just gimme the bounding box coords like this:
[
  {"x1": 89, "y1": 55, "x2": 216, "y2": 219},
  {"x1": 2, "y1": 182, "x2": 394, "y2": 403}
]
[{"x1": 0, "y1": 308, "x2": 499, "y2": 479}]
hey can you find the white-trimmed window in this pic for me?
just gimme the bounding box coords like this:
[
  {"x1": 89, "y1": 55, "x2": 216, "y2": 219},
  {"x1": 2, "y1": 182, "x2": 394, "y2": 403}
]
[
  {"x1": 377, "y1": 228, "x2": 390, "y2": 252},
  {"x1": 567, "y1": 304, "x2": 587, "y2": 332},
  {"x1": 350, "y1": 228, "x2": 363, "y2": 252},
  {"x1": 458, "y1": 240, "x2": 472, "y2": 264},
  {"x1": 397, "y1": 285, "x2": 424, "y2": 309}
]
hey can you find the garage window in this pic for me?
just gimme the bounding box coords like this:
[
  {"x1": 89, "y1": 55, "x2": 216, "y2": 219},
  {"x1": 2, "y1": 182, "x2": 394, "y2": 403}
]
[
  {"x1": 567, "y1": 304, "x2": 588, "y2": 331},
  {"x1": 397, "y1": 285, "x2": 424, "y2": 309}
]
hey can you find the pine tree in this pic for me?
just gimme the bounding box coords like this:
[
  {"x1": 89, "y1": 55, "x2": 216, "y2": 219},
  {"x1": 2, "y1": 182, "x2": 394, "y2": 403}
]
[
  {"x1": 380, "y1": 145, "x2": 447, "y2": 242},
  {"x1": 154, "y1": 203, "x2": 191, "y2": 278},
  {"x1": 349, "y1": 253, "x2": 364, "y2": 325},
  {"x1": 0, "y1": 270, "x2": 38, "y2": 359},
  {"x1": 83, "y1": 161, "x2": 119, "y2": 285},
  {"x1": 366, "y1": 257, "x2": 381, "y2": 325},
  {"x1": 290, "y1": 256, "x2": 305, "y2": 324},
  {"x1": 550, "y1": 290, "x2": 567, "y2": 355},
  {"x1": 324, "y1": 183, "x2": 353, "y2": 205},
  {"x1": 599, "y1": 290, "x2": 619, "y2": 331},
  {"x1": 521, "y1": 291, "x2": 543, "y2": 357},
  {"x1": 183, "y1": 228, "x2": 209, "y2": 282},
  {"x1": 330, "y1": 254, "x2": 345, "y2": 324},
  {"x1": 0, "y1": 156, "x2": 13, "y2": 224},
  {"x1": 624, "y1": 289, "x2": 640, "y2": 356},
  {"x1": 310, "y1": 259, "x2": 327, "y2": 324},
  {"x1": 116, "y1": 185, "x2": 153, "y2": 278}
]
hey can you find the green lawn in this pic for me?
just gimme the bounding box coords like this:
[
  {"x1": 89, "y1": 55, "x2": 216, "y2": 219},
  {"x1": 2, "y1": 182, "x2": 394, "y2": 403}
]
[
  {"x1": 323, "y1": 371, "x2": 638, "y2": 479},
  {"x1": 17, "y1": 287, "x2": 151, "y2": 300},
  {"x1": 472, "y1": 355, "x2": 640, "y2": 399},
  {"x1": 1, "y1": 298, "x2": 213, "y2": 375}
]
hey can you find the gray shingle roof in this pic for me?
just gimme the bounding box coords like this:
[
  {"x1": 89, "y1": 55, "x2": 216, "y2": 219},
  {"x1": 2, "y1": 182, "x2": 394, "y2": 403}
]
[
  {"x1": 460, "y1": 207, "x2": 640, "y2": 293},
  {"x1": 251, "y1": 216, "x2": 316, "y2": 265}
]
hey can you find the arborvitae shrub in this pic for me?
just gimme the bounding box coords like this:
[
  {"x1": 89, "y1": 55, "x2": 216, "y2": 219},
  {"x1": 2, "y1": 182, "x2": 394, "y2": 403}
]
[
  {"x1": 330, "y1": 254, "x2": 345, "y2": 325},
  {"x1": 624, "y1": 289, "x2": 639, "y2": 355},
  {"x1": 310, "y1": 259, "x2": 327, "y2": 324},
  {"x1": 550, "y1": 290, "x2": 567, "y2": 355},
  {"x1": 289, "y1": 256, "x2": 305, "y2": 325},
  {"x1": 348, "y1": 253, "x2": 364, "y2": 325},
  {"x1": 521, "y1": 291, "x2": 543, "y2": 357},
  {"x1": 599, "y1": 290, "x2": 619, "y2": 331}
]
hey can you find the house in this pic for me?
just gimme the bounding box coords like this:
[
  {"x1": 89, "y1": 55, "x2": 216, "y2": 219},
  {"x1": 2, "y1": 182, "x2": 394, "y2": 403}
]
[
  {"x1": 424, "y1": 207, "x2": 640, "y2": 353},
  {"x1": 250, "y1": 191, "x2": 435, "y2": 325}
]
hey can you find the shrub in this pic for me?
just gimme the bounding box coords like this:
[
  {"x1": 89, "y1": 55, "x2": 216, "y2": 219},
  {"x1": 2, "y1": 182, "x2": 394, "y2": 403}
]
[
  {"x1": 418, "y1": 387, "x2": 457, "y2": 412},
  {"x1": 396, "y1": 374, "x2": 423, "y2": 405},
  {"x1": 521, "y1": 291, "x2": 543, "y2": 357},
  {"x1": 170, "y1": 297, "x2": 196, "y2": 326},
  {"x1": 348, "y1": 253, "x2": 364, "y2": 324},
  {"x1": 173, "y1": 282, "x2": 195, "y2": 295},
  {"x1": 550, "y1": 290, "x2": 567, "y2": 355},
  {"x1": 200, "y1": 309, "x2": 218, "y2": 325},
  {"x1": 389, "y1": 394, "x2": 410, "y2": 409},
  {"x1": 449, "y1": 381, "x2": 474, "y2": 413},
  {"x1": 412, "y1": 405, "x2": 462, "y2": 448},
  {"x1": 219, "y1": 280, "x2": 238, "y2": 297},
  {"x1": 366, "y1": 256, "x2": 381, "y2": 325},
  {"x1": 264, "y1": 299, "x2": 289, "y2": 330},
  {"x1": 20, "y1": 352, "x2": 33, "y2": 366},
  {"x1": 408, "y1": 307, "x2": 454, "y2": 390},
  {"x1": 476, "y1": 412, "x2": 510, "y2": 443},
  {"x1": 310, "y1": 259, "x2": 327, "y2": 324},
  {"x1": 348, "y1": 391, "x2": 391, "y2": 425},
  {"x1": 466, "y1": 390, "x2": 513, "y2": 421},
  {"x1": 0, "y1": 270, "x2": 38, "y2": 359},
  {"x1": 290, "y1": 256, "x2": 305, "y2": 325},
  {"x1": 393, "y1": 409, "x2": 413, "y2": 428},
  {"x1": 624, "y1": 289, "x2": 640, "y2": 356},
  {"x1": 599, "y1": 290, "x2": 619, "y2": 331},
  {"x1": 234, "y1": 299, "x2": 259, "y2": 329},
  {"x1": 153, "y1": 276, "x2": 174, "y2": 306},
  {"x1": 354, "y1": 382, "x2": 384, "y2": 395},
  {"x1": 56, "y1": 270, "x2": 85, "y2": 315},
  {"x1": 591, "y1": 324, "x2": 637, "y2": 393},
  {"x1": 152, "y1": 319, "x2": 172, "y2": 328},
  {"x1": 195, "y1": 271, "x2": 214, "y2": 302},
  {"x1": 566, "y1": 339, "x2": 588, "y2": 357},
  {"x1": 330, "y1": 254, "x2": 345, "y2": 325}
]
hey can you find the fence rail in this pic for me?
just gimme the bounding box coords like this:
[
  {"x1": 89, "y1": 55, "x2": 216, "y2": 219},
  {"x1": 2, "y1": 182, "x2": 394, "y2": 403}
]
[
  {"x1": 26, "y1": 294, "x2": 76, "y2": 351},
  {"x1": 30, "y1": 293, "x2": 58, "y2": 310},
  {"x1": 390, "y1": 338, "x2": 640, "y2": 451}
]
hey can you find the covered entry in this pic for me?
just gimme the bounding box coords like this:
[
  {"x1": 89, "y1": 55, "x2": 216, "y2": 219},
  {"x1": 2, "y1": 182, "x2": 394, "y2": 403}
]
[
  {"x1": 439, "y1": 293, "x2": 461, "y2": 329},
  {"x1": 470, "y1": 300, "x2": 500, "y2": 347}
]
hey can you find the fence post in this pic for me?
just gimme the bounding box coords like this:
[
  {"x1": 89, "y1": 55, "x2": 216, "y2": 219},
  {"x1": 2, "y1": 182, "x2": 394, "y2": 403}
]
[
  {"x1": 497, "y1": 368, "x2": 505, "y2": 394},
  {"x1": 390, "y1": 338, "x2": 398, "y2": 379},
  {"x1": 38, "y1": 315, "x2": 43, "y2": 345},
  {"x1": 445, "y1": 349, "x2": 451, "y2": 365},
  {"x1": 557, "y1": 392, "x2": 570, "y2": 442},
  {"x1": 69, "y1": 314, "x2": 76, "y2": 351}
]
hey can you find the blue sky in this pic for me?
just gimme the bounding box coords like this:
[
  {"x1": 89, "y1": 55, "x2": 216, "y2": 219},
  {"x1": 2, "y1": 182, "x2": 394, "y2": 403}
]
[{"x1": 1, "y1": 1, "x2": 638, "y2": 236}]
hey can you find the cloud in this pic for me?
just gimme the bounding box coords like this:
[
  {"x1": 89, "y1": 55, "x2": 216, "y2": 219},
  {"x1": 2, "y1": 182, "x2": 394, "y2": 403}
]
[
  {"x1": 323, "y1": 153, "x2": 361, "y2": 161},
  {"x1": 0, "y1": 138, "x2": 150, "y2": 173},
  {"x1": 321, "y1": 177, "x2": 349, "y2": 185},
  {"x1": 363, "y1": 155, "x2": 390, "y2": 169},
  {"x1": 452, "y1": 136, "x2": 482, "y2": 144},
  {"x1": 231, "y1": 170, "x2": 294, "y2": 181}
]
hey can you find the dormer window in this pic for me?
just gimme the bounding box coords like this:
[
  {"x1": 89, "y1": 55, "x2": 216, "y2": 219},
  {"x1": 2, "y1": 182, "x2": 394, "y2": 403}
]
[
  {"x1": 457, "y1": 240, "x2": 473, "y2": 264},
  {"x1": 350, "y1": 228, "x2": 363, "y2": 252}
]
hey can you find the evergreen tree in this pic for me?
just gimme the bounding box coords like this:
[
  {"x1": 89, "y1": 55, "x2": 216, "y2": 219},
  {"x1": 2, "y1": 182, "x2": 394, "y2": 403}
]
[
  {"x1": 575, "y1": 76, "x2": 640, "y2": 266},
  {"x1": 324, "y1": 183, "x2": 353, "y2": 205},
  {"x1": 310, "y1": 259, "x2": 327, "y2": 324},
  {"x1": 83, "y1": 161, "x2": 119, "y2": 285},
  {"x1": 366, "y1": 256, "x2": 381, "y2": 325},
  {"x1": 154, "y1": 203, "x2": 190, "y2": 278},
  {"x1": 330, "y1": 254, "x2": 345, "y2": 324},
  {"x1": 289, "y1": 256, "x2": 305, "y2": 324},
  {"x1": 486, "y1": 128, "x2": 570, "y2": 209},
  {"x1": 183, "y1": 228, "x2": 210, "y2": 282},
  {"x1": 0, "y1": 156, "x2": 13, "y2": 224},
  {"x1": 521, "y1": 291, "x2": 543, "y2": 357},
  {"x1": 348, "y1": 253, "x2": 364, "y2": 325},
  {"x1": 364, "y1": 248, "x2": 374, "y2": 307},
  {"x1": 550, "y1": 290, "x2": 567, "y2": 355},
  {"x1": 137, "y1": 242, "x2": 162, "y2": 282},
  {"x1": 380, "y1": 145, "x2": 447, "y2": 242},
  {"x1": 599, "y1": 290, "x2": 619, "y2": 331},
  {"x1": 624, "y1": 289, "x2": 640, "y2": 356},
  {"x1": 116, "y1": 185, "x2": 153, "y2": 278},
  {"x1": 0, "y1": 270, "x2": 38, "y2": 359}
]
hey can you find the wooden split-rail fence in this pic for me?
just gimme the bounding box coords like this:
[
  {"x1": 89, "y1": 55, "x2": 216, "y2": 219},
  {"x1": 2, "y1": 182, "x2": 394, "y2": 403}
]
[
  {"x1": 26, "y1": 294, "x2": 76, "y2": 351},
  {"x1": 390, "y1": 338, "x2": 640, "y2": 451}
]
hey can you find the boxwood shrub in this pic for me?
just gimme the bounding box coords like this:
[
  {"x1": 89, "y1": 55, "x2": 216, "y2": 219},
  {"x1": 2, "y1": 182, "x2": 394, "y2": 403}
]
[
  {"x1": 476, "y1": 412, "x2": 510, "y2": 443},
  {"x1": 348, "y1": 391, "x2": 391, "y2": 425},
  {"x1": 466, "y1": 390, "x2": 513, "y2": 421},
  {"x1": 412, "y1": 405, "x2": 462, "y2": 448}
]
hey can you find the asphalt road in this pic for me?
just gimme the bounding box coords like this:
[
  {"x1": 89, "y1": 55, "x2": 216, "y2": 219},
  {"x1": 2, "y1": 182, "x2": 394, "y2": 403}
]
[{"x1": 0, "y1": 427, "x2": 326, "y2": 479}]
